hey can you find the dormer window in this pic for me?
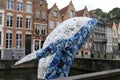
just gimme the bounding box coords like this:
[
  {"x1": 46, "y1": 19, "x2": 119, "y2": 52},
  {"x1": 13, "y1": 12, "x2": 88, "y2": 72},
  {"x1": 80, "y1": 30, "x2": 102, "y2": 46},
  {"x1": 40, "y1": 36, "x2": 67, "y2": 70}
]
[
  {"x1": 53, "y1": 11, "x2": 58, "y2": 17},
  {"x1": 40, "y1": 0, "x2": 43, "y2": 6}
]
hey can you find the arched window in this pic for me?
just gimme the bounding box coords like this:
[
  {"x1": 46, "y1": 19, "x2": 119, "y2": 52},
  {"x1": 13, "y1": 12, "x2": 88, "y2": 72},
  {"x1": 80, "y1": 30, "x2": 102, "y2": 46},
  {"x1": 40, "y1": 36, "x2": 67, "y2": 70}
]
[
  {"x1": 53, "y1": 11, "x2": 58, "y2": 17},
  {"x1": 26, "y1": 1, "x2": 32, "y2": 13},
  {"x1": 7, "y1": 13, "x2": 13, "y2": 27},
  {"x1": 70, "y1": 10, "x2": 74, "y2": 18},
  {"x1": 6, "y1": 31, "x2": 12, "y2": 48}
]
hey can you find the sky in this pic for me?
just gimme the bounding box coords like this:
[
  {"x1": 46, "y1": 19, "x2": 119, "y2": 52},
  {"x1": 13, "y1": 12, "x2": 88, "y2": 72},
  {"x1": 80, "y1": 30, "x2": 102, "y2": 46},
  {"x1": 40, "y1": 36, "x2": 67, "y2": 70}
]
[{"x1": 46, "y1": 0, "x2": 120, "y2": 12}]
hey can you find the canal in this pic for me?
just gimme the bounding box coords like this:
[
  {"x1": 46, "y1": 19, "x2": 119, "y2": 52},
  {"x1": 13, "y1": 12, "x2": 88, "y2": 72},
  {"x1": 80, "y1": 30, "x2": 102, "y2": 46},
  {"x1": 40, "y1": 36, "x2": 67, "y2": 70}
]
[
  {"x1": 0, "y1": 59, "x2": 96, "y2": 80},
  {"x1": 0, "y1": 67, "x2": 93, "y2": 80}
]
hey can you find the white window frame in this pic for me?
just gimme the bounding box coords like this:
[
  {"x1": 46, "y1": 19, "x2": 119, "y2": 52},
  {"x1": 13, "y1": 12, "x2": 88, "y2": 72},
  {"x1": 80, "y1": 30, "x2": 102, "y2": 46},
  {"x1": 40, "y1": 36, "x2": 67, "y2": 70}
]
[
  {"x1": 35, "y1": 24, "x2": 40, "y2": 34},
  {"x1": 17, "y1": 2, "x2": 23, "y2": 11},
  {"x1": 17, "y1": 17, "x2": 22, "y2": 28},
  {"x1": 0, "y1": 32, "x2": 1, "y2": 45},
  {"x1": 16, "y1": 34, "x2": 22, "y2": 49},
  {"x1": 26, "y1": 3, "x2": 32, "y2": 13},
  {"x1": 53, "y1": 11, "x2": 58, "y2": 17},
  {"x1": 0, "y1": 13, "x2": 2, "y2": 24},
  {"x1": 26, "y1": 18, "x2": 31, "y2": 29},
  {"x1": 7, "y1": 15, "x2": 13, "y2": 27},
  {"x1": 7, "y1": 0, "x2": 14, "y2": 10},
  {"x1": 41, "y1": 25, "x2": 46, "y2": 35},
  {"x1": 42, "y1": 11, "x2": 46, "y2": 19},
  {"x1": 39, "y1": 0, "x2": 43, "y2": 5},
  {"x1": 36, "y1": 10, "x2": 40, "y2": 19},
  {"x1": 49, "y1": 20, "x2": 54, "y2": 29},
  {"x1": 6, "y1": 33, "x2": 12, "y2": 48},
  {"x1": 34, "y1": 40, "x2": 40, "y2": 51}
]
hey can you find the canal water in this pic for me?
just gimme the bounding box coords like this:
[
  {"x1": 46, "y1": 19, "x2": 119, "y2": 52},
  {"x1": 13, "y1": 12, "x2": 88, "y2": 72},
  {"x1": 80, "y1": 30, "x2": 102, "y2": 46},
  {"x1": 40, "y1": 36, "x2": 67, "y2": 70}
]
[{"x1": 0, "y1": 67, "x2": 93, "y2": 80}]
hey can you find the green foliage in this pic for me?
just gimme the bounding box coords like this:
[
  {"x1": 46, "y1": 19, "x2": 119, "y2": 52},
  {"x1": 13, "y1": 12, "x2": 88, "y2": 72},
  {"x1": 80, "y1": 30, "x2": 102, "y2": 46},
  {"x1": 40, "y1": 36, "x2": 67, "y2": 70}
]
[
  {"x1": 108, "y1": 7, "x2": 120, "y2": 23},
  {"x1": 90, "y1": 7, "x2": 120, "y2": 23},
  {"x1": 90, "y1": 8, "x2": 108, "y2": 18}
]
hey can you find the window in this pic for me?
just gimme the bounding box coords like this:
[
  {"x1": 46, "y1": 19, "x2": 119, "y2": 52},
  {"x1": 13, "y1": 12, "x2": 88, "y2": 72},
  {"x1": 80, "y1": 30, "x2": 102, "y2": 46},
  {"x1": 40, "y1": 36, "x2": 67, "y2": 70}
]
[
  {"x1": 39, "y1": 0, "x2": 43, "y2": 5},
  {"x1": 34, "y1": 40, "x2": 40, "y2": 50},
  {"x1": 35, "y1": 24, "x2": 40, "y2": 34},
  {"x1": 42, "y1": 11, "x2": 46, "y2": 19},
  {"x1": 16, "y1": 34, "x2": 22, "y2": 49},
  {"x1": 41, "y1": 25, "x2": 46, "y2": 35},
  {"x1": 36, "y1": 10, "x2": 40, "y2": 19},
  {"x1": 41, "y1": 40, "x2": 44, "y2": 48},
  {"x1": 17, "y1": 2, "x2": 22, "y2": 11},
  {"x1": 7, "y1": 15, "x2": 13, "y2": 27},
  {"x1": 0, "y1": 50, "x2": 1, "y2": 59},
  {"x1": 70, "y1": 10, "x2": 74, "y2": 18},
  {"x1": 49, "y1": 20, "x2": 54, "y2": 29},
  {"x1": 7, "y1": 0, "x2": 14, "y2": 10},
  {"x1": 6, "y1": 33, "x2": 12, "y2": 48},
  {"x1": 94, "y1": 43, "x2": 96, "y2": 51},
  {"x1": 0, "y1": 13, "x2": 2, "y2": 24},
  {"x1": 17, "y1": 17, "x2": 22, "y2": 28},
  {"x1": 0, "y1": 0, "x2": 3, "y2": 7},
  {"x1": 0, "y1": 32, "x2": 1, "y2": 45},
  {"x1": 26, "y1": 4, "x2": 32, "y2": 13},
  {"x1": 26, "y1": 18, "x2": 31, "y2": 29},
  {"x1": 53, "y1": 11, "x2": 58, "y2": 17}
]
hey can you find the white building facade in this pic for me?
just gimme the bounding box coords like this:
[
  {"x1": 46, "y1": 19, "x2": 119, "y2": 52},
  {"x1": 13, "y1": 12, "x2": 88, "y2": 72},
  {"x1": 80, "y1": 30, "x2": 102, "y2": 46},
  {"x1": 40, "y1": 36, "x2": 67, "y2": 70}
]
[
  {"x1": 118, "y1": 22, "x2": 120, "y2": 51},
  {"x1": 0, "y1": 9, "x2": 4, "y2": 59},
  {"x1": 106, "y1": 25, "x2": 113, "y2": 53}
]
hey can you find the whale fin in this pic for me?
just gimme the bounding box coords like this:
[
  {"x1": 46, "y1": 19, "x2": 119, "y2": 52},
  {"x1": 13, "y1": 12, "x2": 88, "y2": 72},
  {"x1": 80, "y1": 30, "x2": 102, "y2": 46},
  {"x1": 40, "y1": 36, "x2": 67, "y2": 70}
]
[{"x1": 15, "y1": 51, "x2": 37, "y2": 65}]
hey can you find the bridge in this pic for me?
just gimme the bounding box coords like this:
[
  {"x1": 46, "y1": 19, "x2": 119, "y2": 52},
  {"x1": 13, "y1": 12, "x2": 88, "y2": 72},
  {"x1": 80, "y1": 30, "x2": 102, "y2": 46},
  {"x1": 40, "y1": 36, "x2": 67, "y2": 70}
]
[{"x1": 0, "y1": 58, "x2": 120, "y2": 80}]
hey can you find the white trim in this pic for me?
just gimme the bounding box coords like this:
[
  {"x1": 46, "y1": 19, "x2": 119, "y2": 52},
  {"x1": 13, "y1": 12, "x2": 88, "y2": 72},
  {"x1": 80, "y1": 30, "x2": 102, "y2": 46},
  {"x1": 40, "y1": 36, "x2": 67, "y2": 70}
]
[
  {"x1": 34, "y1": 23, "x2": 47, "y2": 25},
  {"x1": 17, "y1": 14, "x2": 23, "y2": 17},
  {"x1": 6, "y1": 30, "x2": 12, "y2": 33},
  {"x1": 0, "y1": 10, "x2": 4, "y2": 28},
  {"x1": 26, "y1": 15, "x2": 31, "y2": 18},
  {"x1": 26, "y1": 31, "x2": 31, "y2": 34},
  {"x1": 26, "y1": 1, "x2": 32, "y2": 4},
  {"x1": 7, "y1": 13, "x2": 13, "y2": 16},
  {"x1": 17, "y1": 0, "x2": 23, "y2": 2},
  {"x1": 32, "y1": 39, "x2": 41, "y2": 52},
  {"x1": 0, "y1": 10, "x2": 4, "y2": 13},
  {"x1": 16, "y1": 31, "x2": 22, "y2": 34}
]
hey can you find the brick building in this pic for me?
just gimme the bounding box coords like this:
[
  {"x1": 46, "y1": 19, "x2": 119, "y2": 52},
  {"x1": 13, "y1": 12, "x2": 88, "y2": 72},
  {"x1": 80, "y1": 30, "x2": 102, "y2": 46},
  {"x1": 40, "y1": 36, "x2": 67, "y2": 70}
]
[
  {"x1": 32, "y1": 0, "x2": 48, "y2": 52},
  {"x1": 3, "y1": 0, "x2": 33, "y2": 59},
  {"x1": 0, "y1": 0, "x2": 106, "y2": 59},
  {"x1": 76, "y1": 6, "x2": 92, "y2": 58},
  {"x1": 48, "y1": 3, "x2": 62, "y2": 34}
]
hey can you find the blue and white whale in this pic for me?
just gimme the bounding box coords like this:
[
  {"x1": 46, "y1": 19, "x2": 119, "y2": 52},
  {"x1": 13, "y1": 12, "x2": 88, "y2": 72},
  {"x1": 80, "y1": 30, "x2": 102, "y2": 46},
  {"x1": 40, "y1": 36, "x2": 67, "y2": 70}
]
[{"x1": 15, "y1": 17, "x2": 97, "y2": 79}]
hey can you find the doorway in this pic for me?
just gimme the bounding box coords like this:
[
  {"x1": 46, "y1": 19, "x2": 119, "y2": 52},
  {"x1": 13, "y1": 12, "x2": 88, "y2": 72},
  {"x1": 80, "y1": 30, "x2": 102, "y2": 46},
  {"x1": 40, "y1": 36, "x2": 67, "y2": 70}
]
[{"x1": 25, "y1": 35, "x2": 31, "y2": 55}]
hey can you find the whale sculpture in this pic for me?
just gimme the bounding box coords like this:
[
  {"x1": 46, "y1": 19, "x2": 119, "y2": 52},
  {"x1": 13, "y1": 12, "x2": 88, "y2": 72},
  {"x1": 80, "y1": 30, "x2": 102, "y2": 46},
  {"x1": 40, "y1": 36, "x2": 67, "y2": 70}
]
[{"x1": 15, "y1": 17, "x2": 97, "y2": 80}]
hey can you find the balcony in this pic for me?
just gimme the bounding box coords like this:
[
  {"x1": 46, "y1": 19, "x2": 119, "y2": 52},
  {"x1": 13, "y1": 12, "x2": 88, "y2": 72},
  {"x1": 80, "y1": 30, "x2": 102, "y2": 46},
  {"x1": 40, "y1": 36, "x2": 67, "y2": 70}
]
[
  {"x1": 94, "y1": 38, "x2": 107, "y2": 42},
  {"x1": 94, "y1": 29, "x2": 106, "y2": 34}
]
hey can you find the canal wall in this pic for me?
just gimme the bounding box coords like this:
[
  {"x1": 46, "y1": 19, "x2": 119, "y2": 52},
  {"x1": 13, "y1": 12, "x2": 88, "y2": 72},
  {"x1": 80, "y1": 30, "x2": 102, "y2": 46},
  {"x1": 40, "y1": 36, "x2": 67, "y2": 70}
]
[
  {"x1": 54, "y1": 69, "x2": 120, "y2": 80},
  {"x1": 72, "y1": 58, "x2": 120, "y2": 72},
  {"x1": 1, "y1": 58, "x2": 120, "y2": 80}
]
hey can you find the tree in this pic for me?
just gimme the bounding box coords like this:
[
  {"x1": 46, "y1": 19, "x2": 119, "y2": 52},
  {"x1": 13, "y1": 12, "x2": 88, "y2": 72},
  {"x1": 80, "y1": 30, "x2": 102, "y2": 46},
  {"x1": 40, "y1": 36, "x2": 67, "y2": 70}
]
[
  {"x1": 108, "y1": 7, "x2": 120, "y2": 23},
  {"x1": 90, "y1": 8, "x2": 108, "y2": 18},
  {"x1": 90, "y1": 7, "x2": 120, "y2": 23}
]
